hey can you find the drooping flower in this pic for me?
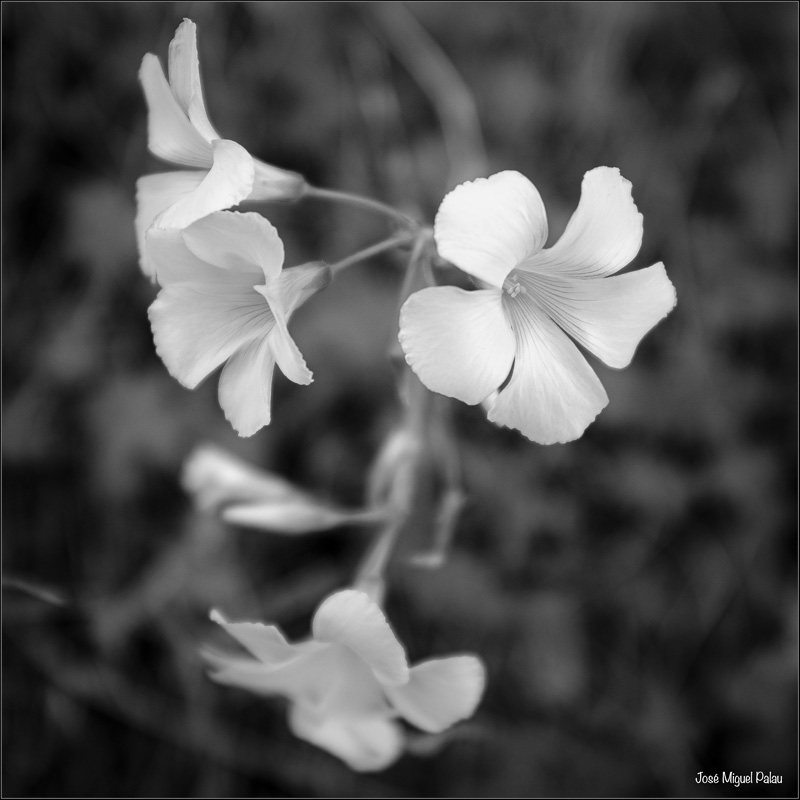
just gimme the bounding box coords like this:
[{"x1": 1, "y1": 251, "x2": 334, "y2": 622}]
[
  {"x1": 182, "y1": 444, "x2": 386, "y2": 533},
  {"x1": 399, "y1": 168, "x2": 677, "y2": 444},
  {"x1": 136, "y1": 18, "x2": 306, "y2": 279},
  {"x1": 206, "y1": 589, "x2": 485, "y2": 772},
  {"x1": 147, "y1": 211, "x2": 329, "y2": 436}
]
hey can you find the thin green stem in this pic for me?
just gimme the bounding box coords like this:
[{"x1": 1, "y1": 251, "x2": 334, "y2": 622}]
[
  {"x1": 306, "y1": 185, "x2": 418, "y2": 229},
  {"x1": 329, "y1": 233, "x2": 419, "y2": 275}
]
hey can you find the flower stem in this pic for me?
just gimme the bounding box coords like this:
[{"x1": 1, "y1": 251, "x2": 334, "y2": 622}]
[
  {"x1": 353, "y1": 518, "x2": 402, "y2": 605},
  {"x1": 306, "y1": 186, "x2": 419, "y2": 230},
  {"x1": 329, "y1": 233, "x2": 419, "y2": 275},
  {"x1": 352, "y1": 235, "x2": 440, "y2": 597}
]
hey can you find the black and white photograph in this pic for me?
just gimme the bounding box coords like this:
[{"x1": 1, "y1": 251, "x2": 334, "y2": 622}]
[{"x1": 2, "y1": 2, "x2": 797, "y2": 797}]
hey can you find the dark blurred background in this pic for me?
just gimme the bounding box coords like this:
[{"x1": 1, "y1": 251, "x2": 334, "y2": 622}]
[{"x1": 2, "y1": 2, "x2": 797, "y2": 796}]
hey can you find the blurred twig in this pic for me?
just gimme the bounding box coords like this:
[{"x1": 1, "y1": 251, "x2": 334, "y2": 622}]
[
  {"x1": 2, "y1": 574, "x2": 68, "y2": 607},
  {"x1": 343, "y1": 25, "x2": 425, "y2": 214},
  {"x1": 362, "y1": 2, "x2": 487, "y2": 186}
]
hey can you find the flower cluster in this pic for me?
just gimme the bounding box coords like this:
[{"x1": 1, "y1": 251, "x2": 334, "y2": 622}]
[
  {"x1": 139, "y1": 20, "x2": 675, "y2": 445},
  {"x1": 207, "y1": 590, "x2": 485, "y2": 771},
  {"x1": 138, "y1": 20, "x2": 326, "y2": 436},
  {"x1": 136, "y1": 18, "x2": 305, "y2": 280},
  {"x1": 135, "y1": 18, "x2": 676, "y2": 773}
]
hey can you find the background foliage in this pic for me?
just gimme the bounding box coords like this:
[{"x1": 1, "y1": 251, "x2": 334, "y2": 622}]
[{"x1": 3, "y1": 2, "x2": 797, "y2": 796}]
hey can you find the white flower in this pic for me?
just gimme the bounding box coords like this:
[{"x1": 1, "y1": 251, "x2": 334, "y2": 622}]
[
  {"x1": 136, "y1": 19, "x2": 306, "y2": 280},
  {"x1": 399, "y1": 168, "x2": 677, "y2": 444},
  {"x1": 147, "y1": 211, "x2": 329, "y2": 436},
  {"x1": 182, "y1": 444, "x2": 385, "y2": 533},
  {"x1": 206, "y1": 589, "x2": 486, "y2": 772}
]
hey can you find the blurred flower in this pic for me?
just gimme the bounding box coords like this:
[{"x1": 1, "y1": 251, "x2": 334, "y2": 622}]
[
  {"x1": 399, "y1": 168, "x2": 677, "y2": 444},
  {"x1": 182, "y1": 443, "x2": 305, "y2": 512},
  {"x1": 206, "y1": 589, "x2": 485, "y2": 772},
  {"x1": 136, "y1": 18, "x2": 306, "y2": 279},
  {"x1": 182, "y1": 444, "x2": 386, "y2": 533},
  {"x1": 147, "y1": 212, "x2": 330, "y2": 436}
]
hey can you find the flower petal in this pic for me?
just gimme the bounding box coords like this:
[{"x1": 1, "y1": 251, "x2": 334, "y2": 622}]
[
  {"x1": 385, "y1": 656, "x2": 486, "y2": 734},
  {"x1": 139, "y1": 54, "x2": 212, "y2": 168},
  {"x1": 398, "y1": 287, "x2": 515, "y2": 405},
  {"x1": 266, "y1": 314, "x2": 313, "y2": 386},
  {"x1": 207, "y1": 657, "x2": 302, "y2": 697},
  {"x1": 209, "y1": 609, "x2": 302, "y2": 666},
  {"x1": 488, "y1": 297, "x2": 608, "y2": 444},
  {"x1": 264, "y1": 262, "x2": 332, "y2": 316},
  {"x1": 135, "y1": 171, "x2": 206, "y2": 280},
  {"x1": 312, "y1": 590, "x2": 409, "y2": 686},
  {"x1": 308, "y1": 647, "x2": 392, "y2": 719},
  {"x1": 208, "y1": 621, "x2": 392, "y2": 725},
  {"x1": 250, "y1": 157, "x2": 308, "y2": 202},
  {"x1": 167, "y1": 19, "x2": 220, "y2": 142},
  {"x1": 207, "y1": 611, "x2": 330, "y2": 700},
  {"x1": 288, "y1": 706, "x2": 405, "y2": 772},
  {"x1": 519, "y1": 262, "x2": 677, "y2": 368},
  {"x1": 181, "y1": 211, "x2": 283, "y2": 279},
  {"x1": 520, "y1": 167, "x2": 643, "y2": 278},
  {"x1": 148, "y1": 281, "x2": 273, "y2": 389},
  {"x1": 209, "y1": 657, "x2": 349, "y2": 709},
  {"x1": 217, "y1": 336, "x2": 277, "y2": 436},
  {"x1": 155, "y1": 139, "x2": 255, "y2": 231},
  {"x1": 146, "y1": 227, "x2": 251, "y2": 286},
  {"x1": 435, "y1": 171, "x2": 548, "y2": 288},
  {"x1": 256, "y1": 263, "x2": 332, "y2": 386}
]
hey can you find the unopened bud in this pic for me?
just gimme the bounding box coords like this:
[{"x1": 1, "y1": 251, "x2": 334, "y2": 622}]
[
  {"x1": 222, "y1": 501, "x2": 384, "y2": 535},
  {"x1": 182, "y1": 444, "x2": 301, "y2": 511}
]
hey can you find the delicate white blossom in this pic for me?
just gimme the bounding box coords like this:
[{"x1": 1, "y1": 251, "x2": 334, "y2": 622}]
[
  {"x1": 136, "y1": 19, "x2": 305, "y2": 279},
  {"x1": 399, "y1": 168, "x2": 677, "y2": 444},
  {"x1": 182, "y1": 444, "x2": 385, "y2": 533},
  {"x1": 206, "y1": 589, "x2": 485, "y2": 771},
  {"x1": 147, "y1": 211, "x2": 329, "y2": 436}
]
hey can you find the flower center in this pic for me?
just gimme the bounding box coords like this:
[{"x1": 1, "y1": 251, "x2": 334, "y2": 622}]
[{"x1": 503, "y1": 273, "x2": 527, "y2": 298}]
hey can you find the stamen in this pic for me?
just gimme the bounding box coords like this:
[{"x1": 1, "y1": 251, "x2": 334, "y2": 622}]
[{"x1": 504, "y1": 280, "x2": 526, "y2": 298}]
